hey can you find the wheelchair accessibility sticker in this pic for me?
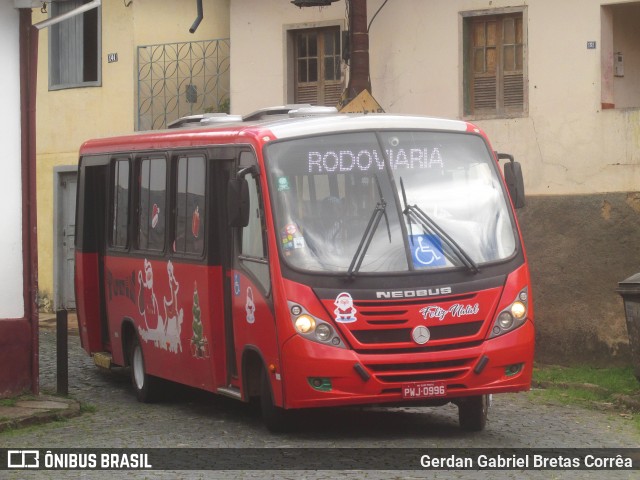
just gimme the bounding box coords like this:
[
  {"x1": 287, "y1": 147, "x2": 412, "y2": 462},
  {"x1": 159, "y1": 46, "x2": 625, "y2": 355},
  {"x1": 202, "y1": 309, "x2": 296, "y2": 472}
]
[{"x1": 410, "y1": 234, "x2": 446, "y2": 268}]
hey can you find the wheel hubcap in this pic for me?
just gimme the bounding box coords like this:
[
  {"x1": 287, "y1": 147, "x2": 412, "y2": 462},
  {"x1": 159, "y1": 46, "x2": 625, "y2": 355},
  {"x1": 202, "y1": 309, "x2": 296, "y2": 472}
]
[{"x1": 133, "y1": 346, "x2": 144, "y2": 390}]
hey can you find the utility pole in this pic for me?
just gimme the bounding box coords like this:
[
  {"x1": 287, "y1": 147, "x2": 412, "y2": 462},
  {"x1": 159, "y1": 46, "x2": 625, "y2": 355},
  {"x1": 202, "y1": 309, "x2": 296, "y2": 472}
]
[
  {"x1": 345, "y1": 0, "x2": 371, "y2": 102},
  {"x1": 292, "y1": 0, "x2": 379, "y2": 110}
]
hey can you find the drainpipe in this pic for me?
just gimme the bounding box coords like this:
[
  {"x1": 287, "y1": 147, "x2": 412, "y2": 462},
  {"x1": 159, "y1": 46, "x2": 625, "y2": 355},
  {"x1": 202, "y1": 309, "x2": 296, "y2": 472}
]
[
  {"x1": 189, "y1": 0, "x2": 203, "y2": 34},
  {"x1": 19, "y1": 8, "x2": 39, "y2": 395}
]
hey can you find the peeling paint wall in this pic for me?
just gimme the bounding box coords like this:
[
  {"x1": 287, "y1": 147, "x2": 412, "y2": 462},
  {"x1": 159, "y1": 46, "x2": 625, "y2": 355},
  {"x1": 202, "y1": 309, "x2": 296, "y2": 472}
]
[{"x1": 518, "y1": 194, "x2": 640, "y2": 365}]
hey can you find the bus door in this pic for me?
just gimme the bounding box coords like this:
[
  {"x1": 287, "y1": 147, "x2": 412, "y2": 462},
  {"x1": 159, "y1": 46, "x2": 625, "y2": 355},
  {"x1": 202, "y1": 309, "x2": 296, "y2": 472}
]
[
  {"x1": 76, "y1": 162, "x2": 110, "y2": 352},
  {"x1": 206, "y1": 156, "x2": 237, "y2": 390},
  {"x1": 224, "y1": 151, "x2": 277, "y2": 394}
]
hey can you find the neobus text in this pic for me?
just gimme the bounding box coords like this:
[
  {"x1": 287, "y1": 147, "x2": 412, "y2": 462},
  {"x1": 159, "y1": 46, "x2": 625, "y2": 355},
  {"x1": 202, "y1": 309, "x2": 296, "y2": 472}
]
[{"x1": 376, "y1": 287, "x2": 452, "y2": 299}]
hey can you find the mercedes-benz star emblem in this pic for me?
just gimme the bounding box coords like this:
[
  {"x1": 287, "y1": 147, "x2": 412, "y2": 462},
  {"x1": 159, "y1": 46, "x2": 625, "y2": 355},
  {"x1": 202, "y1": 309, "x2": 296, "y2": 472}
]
[{"x1": 412, "y1": 325, "x2": 431, "y2": 345}]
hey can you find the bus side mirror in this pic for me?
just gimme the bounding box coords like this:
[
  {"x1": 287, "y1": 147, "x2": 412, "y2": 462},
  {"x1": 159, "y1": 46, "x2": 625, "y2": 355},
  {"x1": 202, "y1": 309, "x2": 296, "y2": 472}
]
[
  {"x1": 227, "y1": 177, "x2": 250, "y2": 227},
  {"x1": 498, "y1": 153, "x2": 525, "y2": 209}
]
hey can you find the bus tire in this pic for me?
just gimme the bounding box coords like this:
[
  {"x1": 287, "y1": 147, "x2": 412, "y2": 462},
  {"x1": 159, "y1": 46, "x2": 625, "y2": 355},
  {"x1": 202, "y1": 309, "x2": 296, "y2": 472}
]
[
  {"x1": 130, "y1": 336, "x2": 158, "y2": 403},
  {"x1": 260, "y1": 368, "x2": 290, "y2": 432},
  {"x1": 457, "y1": 394, "x2": 489, "y2": 431}
]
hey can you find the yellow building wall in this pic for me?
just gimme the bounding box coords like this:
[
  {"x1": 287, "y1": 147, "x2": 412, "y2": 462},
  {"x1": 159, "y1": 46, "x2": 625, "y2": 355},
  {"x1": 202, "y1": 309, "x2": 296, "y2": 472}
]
[{"x1": 35, "y1": 0, "x2": 230, "y2": 310}]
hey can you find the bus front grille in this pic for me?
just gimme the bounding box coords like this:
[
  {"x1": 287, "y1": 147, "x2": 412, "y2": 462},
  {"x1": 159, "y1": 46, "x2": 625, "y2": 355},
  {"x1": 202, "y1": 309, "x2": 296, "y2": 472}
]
[
  {"x1": 364, "y1": 358, "x2": 476, "y2": 384},
  {"x1": 351, "y1": 321, "x2": 484, "y2": 345}
]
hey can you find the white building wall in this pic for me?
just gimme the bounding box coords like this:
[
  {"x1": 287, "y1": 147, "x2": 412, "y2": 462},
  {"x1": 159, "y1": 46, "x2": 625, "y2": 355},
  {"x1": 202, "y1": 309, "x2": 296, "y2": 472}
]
[
  {"x1": 230, "y1": 0, "x2": 640, "y2": 196},
  {"x1": 230, "y1": 0, "x2": 344, "y2": 114},
  {"x1": 0, "y1": 3, "x2": 24, "y2": 319}
]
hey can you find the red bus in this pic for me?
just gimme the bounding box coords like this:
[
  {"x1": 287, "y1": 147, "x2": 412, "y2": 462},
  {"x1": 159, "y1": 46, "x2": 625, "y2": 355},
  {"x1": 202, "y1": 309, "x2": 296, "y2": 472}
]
[{"x1": 75, "y1": 106, "x2": 533, "y2": 431}]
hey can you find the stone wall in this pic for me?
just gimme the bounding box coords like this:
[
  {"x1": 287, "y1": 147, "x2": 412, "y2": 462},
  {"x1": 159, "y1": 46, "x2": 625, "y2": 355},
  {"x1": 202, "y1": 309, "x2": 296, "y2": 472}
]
[{"x1": 518, "y1": 193, "x2": 640, "y2": 366}]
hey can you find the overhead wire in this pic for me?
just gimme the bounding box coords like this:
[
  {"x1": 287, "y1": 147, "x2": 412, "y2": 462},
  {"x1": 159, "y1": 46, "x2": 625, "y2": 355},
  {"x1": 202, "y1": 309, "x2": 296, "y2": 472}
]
[{"x1": 368, "y1": 0, "x2": 391, "y2": 33}]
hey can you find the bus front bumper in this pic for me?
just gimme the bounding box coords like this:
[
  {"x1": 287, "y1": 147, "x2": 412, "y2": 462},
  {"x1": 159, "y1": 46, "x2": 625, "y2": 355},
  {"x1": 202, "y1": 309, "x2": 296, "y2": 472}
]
[{"x1": 280, "y1": 320, "x2": 534, "y2": 409}]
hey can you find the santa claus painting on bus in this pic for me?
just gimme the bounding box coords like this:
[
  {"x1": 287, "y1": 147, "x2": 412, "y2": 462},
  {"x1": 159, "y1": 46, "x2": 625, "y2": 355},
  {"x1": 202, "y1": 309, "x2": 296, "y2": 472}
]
[{"x1": 137, "y1": 259, "x2": 183, "y2": 353}]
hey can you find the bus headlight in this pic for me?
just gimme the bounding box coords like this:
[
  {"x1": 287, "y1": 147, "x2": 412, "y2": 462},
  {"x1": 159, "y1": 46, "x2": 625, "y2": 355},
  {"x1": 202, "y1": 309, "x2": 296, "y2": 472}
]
[
  {"x1": 288, "y1": 301, "x2": 346, "y2": 349},
  {"x1": 497, "y1": 312, "x2": 513, "y2": 330},
  {"x1": 315, "y1": 323, "x2": 333, "y2": 342},
  {"x1": 489, "y1": 287, "x2": 529, "y2": 338},
  {"x1": 294, "y1": 315, "x2": 315, "y2": 334},
  {"x1": 511, "y1": 301, "x2": 526, "y2": 320}
]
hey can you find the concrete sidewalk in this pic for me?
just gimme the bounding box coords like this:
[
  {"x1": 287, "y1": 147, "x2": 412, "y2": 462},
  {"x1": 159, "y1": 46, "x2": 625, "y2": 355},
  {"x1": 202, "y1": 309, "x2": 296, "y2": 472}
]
[
  {"x1": 0, "y1": 395, "x2": 81, "y2": 433},
  {"x1": 39, "y1": 311, "x2": 79, "y2": 333},
  {"x1": 0, "y1": 312, "x2": 81, "y2": 433}
]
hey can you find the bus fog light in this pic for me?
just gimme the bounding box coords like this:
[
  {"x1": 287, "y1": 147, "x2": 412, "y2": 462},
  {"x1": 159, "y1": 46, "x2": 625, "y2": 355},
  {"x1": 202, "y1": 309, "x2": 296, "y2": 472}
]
[
  {"x1": 315, "y1": 324, "x2": 332, "y2": 342},
  {"x1": 511, "y1": 301, "x2": 526, "y2": 319},
  {"x1": 295, "y1": 315, "x2": 316, "y2": 334},
  {"x1": 308, "y1": 377, "x2": 332, "y2": 392},
  {"x1": 497, "y1": 312, "x2": 513, "y2": 330},
  {"x1": 505, "y1": 363, "x2": 524, "y2": 377}
]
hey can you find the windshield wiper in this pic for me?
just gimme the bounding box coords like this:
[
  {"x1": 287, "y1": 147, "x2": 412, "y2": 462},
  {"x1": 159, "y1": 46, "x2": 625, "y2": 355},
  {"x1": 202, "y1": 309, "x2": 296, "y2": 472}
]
[
  {"x1": 399, "y1": 177, "x2": 479, "y2": 274},
  {"x1": 347, "y1": 175, "x2": 391, "y2": 278}
]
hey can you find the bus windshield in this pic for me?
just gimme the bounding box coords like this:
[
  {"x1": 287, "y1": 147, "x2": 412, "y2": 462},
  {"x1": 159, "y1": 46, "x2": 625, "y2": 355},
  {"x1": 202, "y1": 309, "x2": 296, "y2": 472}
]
[{"x1": 265, "y1": 130, "x2": 517, "y2": 274}]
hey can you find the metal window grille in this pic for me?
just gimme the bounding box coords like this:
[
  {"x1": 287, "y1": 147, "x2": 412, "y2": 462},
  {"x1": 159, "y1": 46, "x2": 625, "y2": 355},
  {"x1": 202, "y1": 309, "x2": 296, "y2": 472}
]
[{"x1": 137, "y1": 38, "x2": 230, "y2": 130}]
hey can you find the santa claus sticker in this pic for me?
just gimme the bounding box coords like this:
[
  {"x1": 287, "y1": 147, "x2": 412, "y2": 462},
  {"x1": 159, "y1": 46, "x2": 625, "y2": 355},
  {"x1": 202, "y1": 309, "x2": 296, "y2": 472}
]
[
  {"x1": 246, "y1": 287, "x2": 256, "y2": 324},
  {"x1": 334, "y1": 292, "x2": 357, "y2": 323},
  {"x1": 151, "y1": 203, "x2": 160, "y2": 229},
  {"x1": 192, "y1": 205, "x2": 200, "y2": 238}
]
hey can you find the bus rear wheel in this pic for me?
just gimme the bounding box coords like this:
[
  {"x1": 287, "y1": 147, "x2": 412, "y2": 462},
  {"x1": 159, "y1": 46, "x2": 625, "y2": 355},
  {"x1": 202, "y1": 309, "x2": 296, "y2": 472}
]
[
  {"x1": 130, "y1": 336, "x2": 158, "y2": 403},
  {"x1": 457, "y1": 394, "x2": 490, "y2": 431},
  {"x1": 260, "y1": 368, "x2": 291, "y2": 432}
]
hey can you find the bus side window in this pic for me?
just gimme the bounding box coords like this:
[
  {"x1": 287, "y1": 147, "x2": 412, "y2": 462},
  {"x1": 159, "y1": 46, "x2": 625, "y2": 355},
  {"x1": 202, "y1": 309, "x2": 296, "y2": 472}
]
[
  {"x1": 174, "y1": 155, "x2": 205, "y2": 255},
  {"x1": 110, "y1": 158, "x2": 130, "y2": 248},
  {"x1": 239, "y1": 152, "x2": 271, "y2": 293},
  {"x1": 138, "y1": 157, "x2": 167, "y2": 252}
]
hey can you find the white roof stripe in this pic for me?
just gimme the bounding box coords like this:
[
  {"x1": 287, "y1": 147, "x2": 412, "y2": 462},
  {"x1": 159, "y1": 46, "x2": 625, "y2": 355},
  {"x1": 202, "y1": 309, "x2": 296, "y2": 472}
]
[{"x1": 265, "y1": 114, "x2": 468, "y2": 139}]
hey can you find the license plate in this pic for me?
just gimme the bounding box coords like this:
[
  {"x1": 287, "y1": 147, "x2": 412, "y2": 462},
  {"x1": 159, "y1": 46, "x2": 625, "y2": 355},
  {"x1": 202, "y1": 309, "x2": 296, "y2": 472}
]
[{"x1": 401, "y1": 381, "x2": 447, "y2": 399}]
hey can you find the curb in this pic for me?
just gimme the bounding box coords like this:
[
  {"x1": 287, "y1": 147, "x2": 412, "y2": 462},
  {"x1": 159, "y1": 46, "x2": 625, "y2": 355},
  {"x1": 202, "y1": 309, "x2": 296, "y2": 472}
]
[{"x1": 0, "y1": 395, "x2": 81, "y2": 433}]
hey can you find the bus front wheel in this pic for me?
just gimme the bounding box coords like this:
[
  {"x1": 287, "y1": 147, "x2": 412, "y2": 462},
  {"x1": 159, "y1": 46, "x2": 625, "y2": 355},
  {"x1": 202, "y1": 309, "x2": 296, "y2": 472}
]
[
  {"x1": 457, "y1": 394, "x2": 490, "y2": 431},
  {"x1": 130, "y1": 336, "x2": 158, "y2": 403},
  {"x1": 260, "y1": 368, "x2": 291, "y2": 432}
]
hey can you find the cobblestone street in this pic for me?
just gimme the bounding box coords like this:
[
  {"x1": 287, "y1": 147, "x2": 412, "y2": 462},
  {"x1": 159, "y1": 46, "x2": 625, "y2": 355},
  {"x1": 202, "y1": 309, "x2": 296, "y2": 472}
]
[{"x1": 1, "y1": 329, "x2": 639, "y2": 479}]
